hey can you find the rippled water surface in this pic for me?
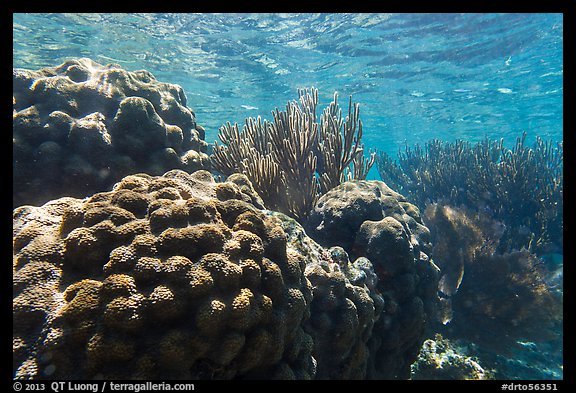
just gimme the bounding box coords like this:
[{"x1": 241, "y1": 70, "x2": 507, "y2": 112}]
[
  {"x1": 13, "y1": 13, "x2": 563, "y2": 161},
  {"x1": 12, "y1": 13, "x2": 564, "y2": 380}
]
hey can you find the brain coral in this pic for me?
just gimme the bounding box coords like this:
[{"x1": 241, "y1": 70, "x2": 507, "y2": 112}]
[
  {"x1": 13, "y1": 58, "x2": 210, "y2": 208},
  {"x1": 305, "y1": 180, "x2": 441, "y2": 379},
  {"x1": 13, "y1": 170, "x2": 316, "y2": 380}
]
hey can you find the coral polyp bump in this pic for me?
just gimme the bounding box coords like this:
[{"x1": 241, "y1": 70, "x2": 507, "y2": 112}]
[
  {"x1": 13, "y1": 170, "x2": 315, "y2": 379},
  {"x1": 13, "y1": 58, "x2": 210, "y2": 208},
  {"x1": 14, "y1": 57, "x2": 559, "y2": 379}
]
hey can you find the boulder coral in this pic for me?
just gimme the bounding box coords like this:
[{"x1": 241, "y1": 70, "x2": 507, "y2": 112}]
[
  {"x1": 13, "y1": 170, "x2": 314, "y2": 379},
  {"x1": 306, "y1": 180, "x2": 441, "y2": 379},
  {"x1": 265, "y1": 211, "x2": 384, "y2": 379},
  {"x1": 13, "y1": 58, "x2": 210, "y2": 208},
  {"x1": 13, "y1": 171, "x2": 439, "y2": 380}
]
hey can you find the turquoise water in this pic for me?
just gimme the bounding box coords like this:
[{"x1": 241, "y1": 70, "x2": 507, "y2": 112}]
[
  {"x1": 12, "y1": 13, "x2": 564, "y2": 380},
  {"x1": 12, "y1": 13, "x2": 563, "y2": 163}
]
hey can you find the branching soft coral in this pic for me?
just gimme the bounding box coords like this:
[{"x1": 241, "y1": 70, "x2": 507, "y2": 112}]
[
  {"x1": 376, "y1": 133, "x2": 562, "y2": 255},
  {"x1": 424, "y1": 203, "x2": 563, "y2": 353},
  {"x1": 211, "y1": 88, "x2": 375, "y2": 221}
]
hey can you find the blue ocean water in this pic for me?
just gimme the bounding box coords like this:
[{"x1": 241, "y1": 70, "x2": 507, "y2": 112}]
[
  {"x1": 13, "y1": 13, "x2": 563, "y2": 166},
  {"x1": 12, "y1": 13, "x2": 564, "y2": 380}
]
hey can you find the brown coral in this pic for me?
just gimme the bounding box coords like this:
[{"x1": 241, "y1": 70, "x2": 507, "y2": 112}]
[
  {"x1": 306, "y1": 180, "x2": 440, "y2": 379},
  {"x1": 14, "y1": 169, "x2": 444, "y2": 380},
  {"x1": 13, "y1": 169, "x2": 315, "y2": 380},
  {"x1": 13, "y1": 58, "x2": 210, "y2": 208},
  {"x1": 266, "y1": 211, "x2": 384, "y2": 380}
]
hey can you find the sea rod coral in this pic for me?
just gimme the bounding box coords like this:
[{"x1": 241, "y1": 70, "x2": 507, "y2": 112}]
[
  {"x1": 210, "y1": 87, "x2": 375, "y2": 221},
  {"x1": 375, "y1": 133, "x2": 563, "y2": 255}
]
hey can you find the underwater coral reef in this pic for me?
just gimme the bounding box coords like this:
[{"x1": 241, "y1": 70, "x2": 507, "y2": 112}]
[
  {"x1": 376, "y1": 134, "x2": 563, "y2": 256},
  {"x1": 13, "y1": 169, "x2": 439, "y2": 380},
  {"x1": 12, "y1": 65, "x2": 438, "y2": 378},
  {"x1": 14, "y1": 170, "x2": 317, "y2": 379},
  {"x1": 376, "y1": 137, "x2": 563, "y2": 379},
  {"x1": 423, "y1": 204, "x2": 563, "y2": 352},
  {"x1": 211, "y1": 88, "x2": 375, "y2": 221},
  {"x1": 13, "y1": 58, "x2": 562, "y2": 380},
  {"x1": 305, "y1": 180, "x2": 440, "y2": 379}
]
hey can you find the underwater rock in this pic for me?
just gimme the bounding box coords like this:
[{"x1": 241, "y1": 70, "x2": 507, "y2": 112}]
[
  {"x1": 306, "y1": 180, "x2": 440, "y2": 379},
  {"x1": 13, "y1": 170, "x2": 316, "y2": 380},
  {"x1": 13, "y1": 58, "x2": 210, "y2": 208},
  {"x1": 411, "y1": 334, "x2": 494, "y2": 380}
]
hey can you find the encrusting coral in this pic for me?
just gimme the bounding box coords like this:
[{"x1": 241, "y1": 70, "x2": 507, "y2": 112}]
[
  {"x1": 13, "y1": 58, "x2": 210, "y2": 208},
  {"x1": 210, "y1": 88, "x2": 375, "y2": 221},
  {"x1": 411, "y1": 334, "x2": 494, "y2": 380},
  {"x1": 13, "y1": 170, "x2": 316, "y2": 379}
]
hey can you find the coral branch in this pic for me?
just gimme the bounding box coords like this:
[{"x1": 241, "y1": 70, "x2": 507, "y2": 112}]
[
  {"x1": 375, "y1": 133, "x2": 563, "y2": 255},
  {"x1": 210, "y1": 88, "x2": 374, "y2": 221}
]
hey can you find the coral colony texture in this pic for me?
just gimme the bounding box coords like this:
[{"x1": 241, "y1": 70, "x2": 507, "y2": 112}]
[
  {"x1": 13, "y1": 58, "x2": 210, "y2": 208},
  {"x1": 12, "y1": 170, "x2": 437, "y2": 380},
  {"x1": 13, "y1": 170, "x2": 316, "y2": 379},
  {"x1": 410, "y1": 334, "x2": 494, "y2": 380},
  {"x1": 16, "y1": 57, "x2": 562, "y2": 380},
  {"x1": 13, "y1": 60, "x2": 441, "y2": 380},
  {"x1": 265, "y1": 211, "x2": 386, "y2": 380},
  {"x1": 305, "y1": 181, "x2": 440, "y2": 379}
]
